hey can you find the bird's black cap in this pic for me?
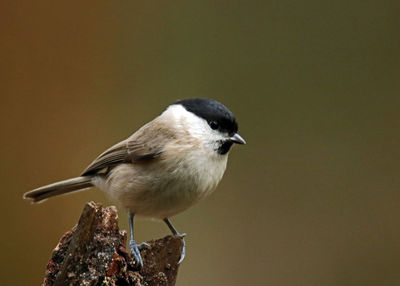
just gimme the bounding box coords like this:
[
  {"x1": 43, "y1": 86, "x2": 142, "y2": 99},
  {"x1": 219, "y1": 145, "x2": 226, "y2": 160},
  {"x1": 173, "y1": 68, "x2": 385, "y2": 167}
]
[{"x1": 175, "y1": 98, "x2": 239, "y2": 135}]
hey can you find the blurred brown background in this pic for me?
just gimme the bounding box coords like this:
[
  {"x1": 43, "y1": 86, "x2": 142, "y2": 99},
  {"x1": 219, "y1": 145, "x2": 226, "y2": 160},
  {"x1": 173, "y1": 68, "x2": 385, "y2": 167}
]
[{"x1": 1, "y1": 1, "x2": 400, "y2": 285}]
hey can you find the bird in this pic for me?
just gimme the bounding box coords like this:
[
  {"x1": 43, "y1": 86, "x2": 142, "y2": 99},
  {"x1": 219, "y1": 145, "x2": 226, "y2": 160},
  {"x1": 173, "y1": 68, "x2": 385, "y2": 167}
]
[{"x1": 24, "y1": 98, "x2": 245, "y2": 268}]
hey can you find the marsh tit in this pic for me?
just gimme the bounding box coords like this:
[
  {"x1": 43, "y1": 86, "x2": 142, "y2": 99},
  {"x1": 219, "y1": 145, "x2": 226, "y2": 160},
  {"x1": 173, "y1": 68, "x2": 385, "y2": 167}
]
[{"x1": 24, "y1": 98, "x2": 245, "y2": 268}]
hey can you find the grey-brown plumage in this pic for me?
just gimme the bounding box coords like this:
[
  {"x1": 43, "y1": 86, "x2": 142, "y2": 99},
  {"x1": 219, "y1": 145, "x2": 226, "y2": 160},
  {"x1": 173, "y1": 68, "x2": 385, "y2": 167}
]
[
  {"x1": 23, "y1": 176, "x2": 93, "y2": 202},
  {"x1": 24, "y1": 119, "x2": 172, "y2": 203}
]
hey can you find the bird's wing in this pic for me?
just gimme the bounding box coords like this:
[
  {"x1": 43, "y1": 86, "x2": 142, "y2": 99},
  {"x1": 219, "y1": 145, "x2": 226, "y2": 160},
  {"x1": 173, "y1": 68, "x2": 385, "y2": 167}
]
[
  {"x1": 81, "y1": 122, "x2": 169, "y2": 176},
  {"x1": 81, "y1": 140, "x2": 131, "y2": 176}
]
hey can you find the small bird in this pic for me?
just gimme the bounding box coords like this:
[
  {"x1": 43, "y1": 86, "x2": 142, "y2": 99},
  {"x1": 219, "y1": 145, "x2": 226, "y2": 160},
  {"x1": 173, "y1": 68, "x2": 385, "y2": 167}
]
[{"x1": 24, "y1": 98, "x2": 245, "y2": 268}]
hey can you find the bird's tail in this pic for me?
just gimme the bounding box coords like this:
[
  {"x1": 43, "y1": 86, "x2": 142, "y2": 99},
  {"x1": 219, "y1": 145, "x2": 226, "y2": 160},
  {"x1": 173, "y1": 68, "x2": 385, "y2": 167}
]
[{"x1": 23, "y1": 176, "x2": 93, "y2": 203}]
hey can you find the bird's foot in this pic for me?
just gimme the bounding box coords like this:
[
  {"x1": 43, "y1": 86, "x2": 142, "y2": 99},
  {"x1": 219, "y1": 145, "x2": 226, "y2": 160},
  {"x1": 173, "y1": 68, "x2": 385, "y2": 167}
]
[
  {"x1": 175, "y1": 233, "x2": 186, "y2": 264},
  {"x1": 129, "y1": 240, "x2": 144, "y2": 269}
]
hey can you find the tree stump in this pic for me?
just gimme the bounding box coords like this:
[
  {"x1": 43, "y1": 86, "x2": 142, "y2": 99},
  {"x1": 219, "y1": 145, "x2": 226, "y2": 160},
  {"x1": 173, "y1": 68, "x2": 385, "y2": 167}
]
[{"x1": 43, "y1": 201, "x2": 183, "y2": 286}]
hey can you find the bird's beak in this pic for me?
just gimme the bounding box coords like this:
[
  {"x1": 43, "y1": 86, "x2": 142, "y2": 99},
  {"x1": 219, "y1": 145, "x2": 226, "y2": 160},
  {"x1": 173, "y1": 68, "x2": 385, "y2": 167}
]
[{"x1": 230, "y1": 133, "x2": 246, "y2": 144}]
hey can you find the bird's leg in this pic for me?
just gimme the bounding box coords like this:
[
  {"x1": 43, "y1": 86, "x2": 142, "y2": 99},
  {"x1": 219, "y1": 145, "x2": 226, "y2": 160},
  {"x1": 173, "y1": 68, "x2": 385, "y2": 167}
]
[
  {"x1": 163, "y1": 218, "x2": 186, "y2": 264},
  {"x1": 129, "y1": 212, "x2": 147, "y2": 268}
]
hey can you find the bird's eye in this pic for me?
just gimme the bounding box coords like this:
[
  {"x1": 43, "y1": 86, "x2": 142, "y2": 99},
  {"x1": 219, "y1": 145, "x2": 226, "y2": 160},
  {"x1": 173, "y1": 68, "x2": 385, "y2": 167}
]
[{"x1": 209, "y1": 121, "x2": 219, "y2": 130}]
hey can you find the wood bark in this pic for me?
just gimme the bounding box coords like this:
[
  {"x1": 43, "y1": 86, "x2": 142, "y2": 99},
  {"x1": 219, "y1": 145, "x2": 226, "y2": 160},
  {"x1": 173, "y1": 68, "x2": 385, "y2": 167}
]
[{"x1": 43, "y1": 201, "x2": 183, "y2": 286}]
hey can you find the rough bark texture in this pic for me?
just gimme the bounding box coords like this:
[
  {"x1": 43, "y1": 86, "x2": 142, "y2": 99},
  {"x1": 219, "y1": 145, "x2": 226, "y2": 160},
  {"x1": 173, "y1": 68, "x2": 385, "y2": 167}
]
[{"x1": 43, "y1": 201, "x2": 183, "y2": 286}]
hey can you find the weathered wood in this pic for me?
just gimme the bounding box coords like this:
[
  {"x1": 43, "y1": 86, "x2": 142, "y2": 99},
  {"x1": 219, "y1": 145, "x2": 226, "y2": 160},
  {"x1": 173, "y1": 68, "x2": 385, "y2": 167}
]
[{"x1": 43, "y1": 201, "x2": 183, "y2": 286}]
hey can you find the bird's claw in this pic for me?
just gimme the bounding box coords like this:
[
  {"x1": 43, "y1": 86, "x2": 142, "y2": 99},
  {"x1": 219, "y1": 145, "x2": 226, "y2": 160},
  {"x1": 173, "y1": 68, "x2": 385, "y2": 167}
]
[
  {"x1": 138, "y1": 242, "x2": 150, "y2": 249},
  {"x1": 177, "y1": 233, "x2": 186, "y2": 238}
]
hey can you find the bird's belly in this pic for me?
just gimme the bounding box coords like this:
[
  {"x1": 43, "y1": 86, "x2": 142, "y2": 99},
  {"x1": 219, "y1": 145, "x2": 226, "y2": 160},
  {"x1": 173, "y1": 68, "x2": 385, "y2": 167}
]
[
  {"x1": 101, "y1": 154, "x2": 228, "y2": 218},
  {"x1": 132, "y1": 176, "x2": 204, "y2": 218}
]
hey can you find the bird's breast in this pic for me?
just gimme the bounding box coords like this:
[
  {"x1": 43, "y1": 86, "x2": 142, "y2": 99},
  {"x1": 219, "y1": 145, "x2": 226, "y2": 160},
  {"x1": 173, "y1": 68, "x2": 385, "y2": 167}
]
[{"x1": 103, "y1": 148, "x2": 228, "y2": 218}]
